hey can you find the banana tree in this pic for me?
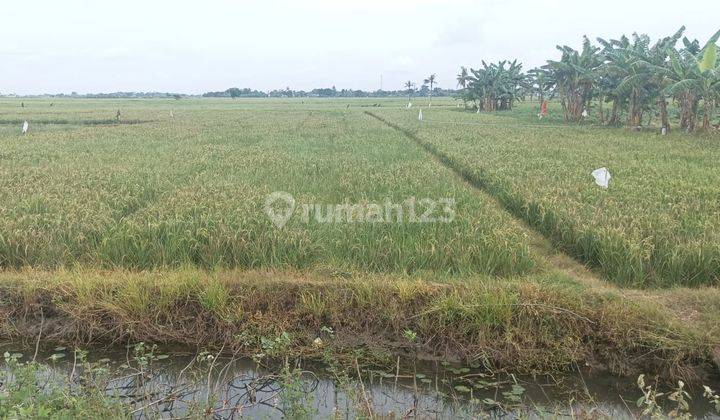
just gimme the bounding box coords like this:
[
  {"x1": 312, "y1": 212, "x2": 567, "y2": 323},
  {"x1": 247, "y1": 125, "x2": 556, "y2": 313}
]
[
  {"x1": 467, "y1": 60, "x2": 526, "y2": 111},
  {"x1": 545, "y1": 36, "x2": 601, "y2": 122},
  {"x1": 527, "y1": 67, "x2": 554, "y2": 103},
  {"x1": 640, "y1": 27, "x2": 687, "y2": 132},
  {"x1": 697, "y1": 30, "x2": 720, "y2": 130},
  {"x1": 665, "y1": 30, "x2": 720, "y2": 131}
]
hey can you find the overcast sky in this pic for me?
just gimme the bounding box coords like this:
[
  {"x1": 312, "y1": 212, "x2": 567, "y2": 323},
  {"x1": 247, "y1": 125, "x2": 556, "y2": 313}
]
[{"x1": 1, "y1": 0, "x2": 717, "y2": 95}]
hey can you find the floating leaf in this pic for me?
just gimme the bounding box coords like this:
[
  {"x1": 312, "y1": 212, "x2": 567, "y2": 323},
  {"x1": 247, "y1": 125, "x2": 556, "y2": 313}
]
[
  {"x1": 474, "y1": 381, "x2": 490, "y2": 389},
  {"x1": 502, "y1": 392, "x2": 522, "y2": 403},
  {"x1": 454, "y1": 385, "x2": 472, "y2": 393}
]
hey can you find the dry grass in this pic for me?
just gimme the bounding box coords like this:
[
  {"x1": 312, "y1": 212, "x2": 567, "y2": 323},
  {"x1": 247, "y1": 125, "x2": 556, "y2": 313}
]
[{"x1": 0, "y1": 268, "x2": 716, "y2": 381}]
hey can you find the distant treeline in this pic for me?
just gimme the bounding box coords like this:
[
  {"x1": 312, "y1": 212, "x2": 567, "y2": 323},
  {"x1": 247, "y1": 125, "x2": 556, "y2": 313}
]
[
  {"x1": 3, "y1": 92, "x2": 188, "y2": 99},
  {"x1": 202, "y1": 86, "x2": 458, "y2": 98},
  {"x1": 3, "y1": 86, "x2": 459, "y2": 100}
]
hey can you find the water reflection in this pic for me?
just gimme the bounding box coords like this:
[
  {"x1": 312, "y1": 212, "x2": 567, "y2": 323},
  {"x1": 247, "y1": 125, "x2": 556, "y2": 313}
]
[{"x1": 2, "y1": 344, "x2": 719, "y2": 419}]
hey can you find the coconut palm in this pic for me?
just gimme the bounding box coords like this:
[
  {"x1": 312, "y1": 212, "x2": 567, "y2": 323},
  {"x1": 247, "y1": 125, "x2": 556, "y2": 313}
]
[
  {"x1": 456, "y1": 67, "x2": 471, "y2": 108},
  {"x1": 424, "y1": 74, "x2": 437, "y2": 107},
  {"x1": 404, "y1": 81, "x2": 416, "y2": 106}
]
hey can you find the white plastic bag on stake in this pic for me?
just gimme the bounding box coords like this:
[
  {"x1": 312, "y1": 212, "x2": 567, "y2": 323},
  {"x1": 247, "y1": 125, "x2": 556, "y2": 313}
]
[
  {"x1": 418, "y1": 109, "x2": 423, "y2": 121},
  {"x1": 591, "y1": 167, "x2": 611, "y2": 189}
]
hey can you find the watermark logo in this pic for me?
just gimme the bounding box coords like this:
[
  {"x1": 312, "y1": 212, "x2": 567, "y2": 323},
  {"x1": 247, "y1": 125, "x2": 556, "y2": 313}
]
[
  {"x1": 264, "y1": 191, "x2": 296, "y2": 228},
  {"x1": 263, "y1": 192, "x2": 455, "y2": 228}
]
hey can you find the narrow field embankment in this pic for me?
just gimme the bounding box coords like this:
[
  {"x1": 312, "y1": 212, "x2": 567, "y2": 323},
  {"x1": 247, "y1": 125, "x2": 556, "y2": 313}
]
[{"x1": 0, "y1": 269, "x2": 718, "y2": 381}]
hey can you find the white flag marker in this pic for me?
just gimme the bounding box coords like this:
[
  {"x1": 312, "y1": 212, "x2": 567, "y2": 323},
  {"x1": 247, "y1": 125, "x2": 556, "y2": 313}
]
[
  {"x1": 591, "y1": 167, "x2": 611, "y2": 189},
  {"x1": 22, "y1": 121, "x2": 29, "y2": 134},
  {"x1": 418, "y1": 109, "x2": 423, "y2": 121}
]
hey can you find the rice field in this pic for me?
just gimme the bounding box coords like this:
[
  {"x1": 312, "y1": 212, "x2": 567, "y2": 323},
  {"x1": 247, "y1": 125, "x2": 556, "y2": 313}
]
[
  {"x1": 1, "y1": 97, "x2": 719, "y2": 380},
  {"x1": 383, "y1": 103, "x2": 720, "y2": 288},
  {"x1": 0, "y1": 98, "x2": 535, "y2": 276}
]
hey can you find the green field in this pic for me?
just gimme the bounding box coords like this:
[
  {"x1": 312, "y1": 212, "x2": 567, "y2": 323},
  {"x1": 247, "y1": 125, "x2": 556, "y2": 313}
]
[
  {"x1": 0, "y1": 98, "x2": 535, "y2": 275},
  {"x1": 384, "y1": 104, "x2": 720, "y2": 288},
  {"x1": 0, "y1": 97, "x2": 718, "y2": 378}
]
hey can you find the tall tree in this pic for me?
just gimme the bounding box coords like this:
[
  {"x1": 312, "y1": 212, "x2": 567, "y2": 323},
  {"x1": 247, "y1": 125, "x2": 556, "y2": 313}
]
[
  {"x1": 665, "y1": 31, "x2": 720, "y2": 132},
  {"x1": 466, "y1": 60, "x2": 526, "y2": 111},
  {"x1": 697, "y1": 30, "x2": 720, "y2": 130},
  {"x1": 456, "y1": 67, "x2": 470, "y2": 108},
  {"x1": 424, "y1": 74, "x2": 437, "y2": 107},
  {"x1": 545, "y1": 37, "x2": 601, "y2": 122},
  {"x1": 404, "y1": 81, "x2": 416, "y2": 105}
]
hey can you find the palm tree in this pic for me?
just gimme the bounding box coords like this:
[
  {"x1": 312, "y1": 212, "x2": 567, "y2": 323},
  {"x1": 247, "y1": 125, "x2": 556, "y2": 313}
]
[
  {"x1": 404, "y1": 81, "x2": 416, "y2": 106},
  {"x1": 457, "y1": 67, "x2": 470, "y2": 108},
  {"x1": 424, "y1": 74, "x2": 437, "y2": 107}
]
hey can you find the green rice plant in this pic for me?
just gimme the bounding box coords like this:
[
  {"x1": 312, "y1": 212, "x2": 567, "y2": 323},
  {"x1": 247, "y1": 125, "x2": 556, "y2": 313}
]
[
  {"x1": 381, "y1": 103, "x2": 720, "y2": 288},
  {"x1": 0, "y1": 99, "x2": 536, "y2": 278}
]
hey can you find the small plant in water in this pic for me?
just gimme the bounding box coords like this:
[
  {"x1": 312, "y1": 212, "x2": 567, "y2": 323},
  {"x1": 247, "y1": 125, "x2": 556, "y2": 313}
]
[
  {"x1": 704, "y1": 386, "x2": 720, "y2": 413},
  {"x1": 634, "y1": 374, "x2": 720, "y2": 419},
  {"x1": 636, "y1": 374, "x2": 665, "y2": 417},
  {"x1": 0, "y1": 351, "x2": 123, "y2": 418},
  {"x1": 667, "y1": 380, "x2": 691, "y2": 419}
]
